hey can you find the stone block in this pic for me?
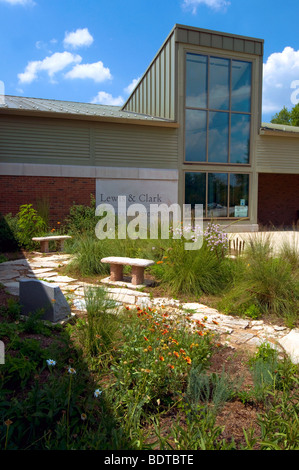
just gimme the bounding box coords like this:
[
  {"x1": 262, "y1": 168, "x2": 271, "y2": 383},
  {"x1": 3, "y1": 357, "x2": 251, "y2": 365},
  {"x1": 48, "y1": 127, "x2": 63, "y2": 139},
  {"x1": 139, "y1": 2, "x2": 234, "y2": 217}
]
[{"x1": 19, "y1": 278, "x2": 71, "y2": 322}]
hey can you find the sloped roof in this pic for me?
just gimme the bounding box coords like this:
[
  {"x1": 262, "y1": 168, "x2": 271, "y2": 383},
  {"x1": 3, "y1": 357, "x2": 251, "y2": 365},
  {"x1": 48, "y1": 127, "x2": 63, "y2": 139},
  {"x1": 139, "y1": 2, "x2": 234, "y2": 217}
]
[
  {"x1": 260, "y1": 122, "x2": 299, "y2": 137},
  {"x1": 0, "y1": 95, "x2": 178, "y2": 127}
]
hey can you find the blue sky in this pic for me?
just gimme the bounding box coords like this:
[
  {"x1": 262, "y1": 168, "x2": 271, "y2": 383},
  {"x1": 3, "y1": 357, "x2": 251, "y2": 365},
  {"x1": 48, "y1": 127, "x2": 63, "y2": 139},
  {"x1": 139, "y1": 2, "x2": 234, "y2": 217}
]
[{"x1": 0, "y1": 0, "x2": 299, "y2": 122}]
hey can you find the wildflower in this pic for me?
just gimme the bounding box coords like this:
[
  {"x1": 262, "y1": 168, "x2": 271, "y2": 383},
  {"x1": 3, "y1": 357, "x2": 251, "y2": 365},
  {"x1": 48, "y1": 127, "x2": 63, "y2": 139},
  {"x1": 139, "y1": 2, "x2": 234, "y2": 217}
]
[
  {"x1": 185, "y1": 356, "x2": 192, "y2": 365},
  {"x1": 57, "y1": 221, "x2": 61, "y2": 225},
  {"x1": 173, "y1": 351, "x2": 180, "y2": 358},
  {"x1": 144, "y1": 336, "x2": 149, "y2": 341},
  {"x1": 46, "y1": 359, "x2": 56, "y2": 366},
  {"x1": 51, "y1": 228, "x2": 55, "y2": 232},
  {"x1": 156, "y1": 261, "x2": 163, "y2": 264},
  {"x1": 168, "y1": 364, "x2": 174, "y2": 369},
  {"x1": 159, "y1": 356, "x2": 165, "y2": 361},
  {"x1": 68, "y1": 367, "x2": 76, "y2": 375},
  {"x1": 81, "y1": 413, "x2": 87, "y2": 421},
  {"x1": 94, "y1": 389, "x2": 102, "y2": 398},
  {"x1": 4, "y1": 419, "x2": 12, "y2": 426}
]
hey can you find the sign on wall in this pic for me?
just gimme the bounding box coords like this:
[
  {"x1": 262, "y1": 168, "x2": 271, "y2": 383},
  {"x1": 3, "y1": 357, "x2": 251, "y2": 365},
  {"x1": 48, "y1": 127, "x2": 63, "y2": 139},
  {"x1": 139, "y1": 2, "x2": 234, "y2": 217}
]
[{"x1": 96, "y1": 178, "x2": 178, "y2": 213}]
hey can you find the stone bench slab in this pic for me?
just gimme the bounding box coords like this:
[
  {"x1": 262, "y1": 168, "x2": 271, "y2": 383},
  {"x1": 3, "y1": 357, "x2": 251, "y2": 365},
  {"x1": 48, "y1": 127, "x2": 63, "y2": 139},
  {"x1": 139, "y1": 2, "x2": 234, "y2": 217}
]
[{"x1": 101, "y1": 257, "x2": 154, "y2": 267}]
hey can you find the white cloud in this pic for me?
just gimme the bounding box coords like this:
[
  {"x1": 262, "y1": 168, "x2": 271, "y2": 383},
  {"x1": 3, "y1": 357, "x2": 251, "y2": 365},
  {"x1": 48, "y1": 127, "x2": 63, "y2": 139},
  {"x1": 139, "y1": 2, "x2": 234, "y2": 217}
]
[
  {"x1": 18, "y1": 51, "x2": 82, "y2": 84},
  {"x1": 91, "y1": 91, "x2": 124, "y2": 106},
  {"x1": 262, "y1": 47, "x2": 299, "y2": 116},
  {"x1": 182, "y1": 0, "x2": 230, "y2": 13},
  {"x1": 65, "y1": 61, "x2": 112, "y2": 82},
  {"x1": 0, "y1": 0, "x2": 35, "y2": 5},
  {"x1": 124, "y1": 77, "x2": 141, "y2": 95},
  {"x1": 63, "y1": 28, "x2": 94, "y2": 49}
]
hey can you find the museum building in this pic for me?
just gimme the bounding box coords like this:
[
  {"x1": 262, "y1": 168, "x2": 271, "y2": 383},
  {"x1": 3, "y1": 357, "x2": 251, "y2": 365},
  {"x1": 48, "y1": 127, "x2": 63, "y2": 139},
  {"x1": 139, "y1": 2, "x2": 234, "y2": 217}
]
[{"x1": 0, "y1": 24, "x2": 299, "y2": 230}]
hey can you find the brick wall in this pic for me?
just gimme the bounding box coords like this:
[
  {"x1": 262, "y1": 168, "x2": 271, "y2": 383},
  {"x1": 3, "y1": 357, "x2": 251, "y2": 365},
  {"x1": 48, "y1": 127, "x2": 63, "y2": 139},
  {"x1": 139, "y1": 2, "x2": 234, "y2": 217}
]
[
  {"x1": 258, "y1": 173, "x2": 299, "y2": 227},
  {"x1": 0, "y1": 175, "x2": 96, "y2": 226}
]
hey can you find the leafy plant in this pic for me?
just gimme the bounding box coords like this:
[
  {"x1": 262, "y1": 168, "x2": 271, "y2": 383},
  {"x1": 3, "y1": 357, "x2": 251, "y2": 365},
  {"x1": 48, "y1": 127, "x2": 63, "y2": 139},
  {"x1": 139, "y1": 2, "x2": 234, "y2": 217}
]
[{"x1": 16, "y1": 204, "x2": 47, "y2": 249}]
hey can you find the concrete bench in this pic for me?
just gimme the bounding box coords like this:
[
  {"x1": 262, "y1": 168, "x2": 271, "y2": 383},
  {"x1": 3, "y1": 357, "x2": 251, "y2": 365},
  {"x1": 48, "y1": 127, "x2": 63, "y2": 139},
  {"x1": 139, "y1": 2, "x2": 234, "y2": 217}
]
[
  {"x1": 32, "y1": 235, "x2": 72, "y2": 253},
  {"x1": 101, "y1": 256, "x2": 154, "y2": 286}
]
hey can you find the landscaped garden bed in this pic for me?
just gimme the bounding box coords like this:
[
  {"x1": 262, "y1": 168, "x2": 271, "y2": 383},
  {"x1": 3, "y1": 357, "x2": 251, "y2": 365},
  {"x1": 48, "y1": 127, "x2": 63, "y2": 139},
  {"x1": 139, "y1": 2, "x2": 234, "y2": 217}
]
[{"x1": 0, "y1": 199, "x2": 299, "y2": 450}]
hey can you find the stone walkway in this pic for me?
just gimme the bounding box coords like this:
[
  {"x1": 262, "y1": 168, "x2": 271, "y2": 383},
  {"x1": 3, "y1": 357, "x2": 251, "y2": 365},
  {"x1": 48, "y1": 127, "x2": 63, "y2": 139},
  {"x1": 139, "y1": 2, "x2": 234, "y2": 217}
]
[{"x1": 0, "y1": 252, "x2": 299, "y2": 364}]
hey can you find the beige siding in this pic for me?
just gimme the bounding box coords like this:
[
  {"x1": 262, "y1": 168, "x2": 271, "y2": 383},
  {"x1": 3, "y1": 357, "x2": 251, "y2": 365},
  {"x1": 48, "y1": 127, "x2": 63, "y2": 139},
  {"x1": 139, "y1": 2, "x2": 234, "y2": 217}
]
[
  {"x1": 122, "y1": 31, "x2": 176, "y2": 120},
  {"x1": 0, "y1": 116, "x2": 91, "y2": 165},
  {"x1": 93, "y1": 123, "x2": 178, "y2": 168},
  {"x1": 0, "y1": 115, "x2": 178, "y2": 170},
  {"x1": 256, "y1": 134, "x2": 299, "y2": 173}
]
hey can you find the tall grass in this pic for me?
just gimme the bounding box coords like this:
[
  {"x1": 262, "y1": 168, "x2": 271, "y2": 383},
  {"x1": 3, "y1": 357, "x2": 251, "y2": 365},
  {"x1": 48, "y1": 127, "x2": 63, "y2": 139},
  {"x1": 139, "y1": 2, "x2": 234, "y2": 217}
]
[{"x1": 218, "y1": 234, "x2": 299, "y2": 326}]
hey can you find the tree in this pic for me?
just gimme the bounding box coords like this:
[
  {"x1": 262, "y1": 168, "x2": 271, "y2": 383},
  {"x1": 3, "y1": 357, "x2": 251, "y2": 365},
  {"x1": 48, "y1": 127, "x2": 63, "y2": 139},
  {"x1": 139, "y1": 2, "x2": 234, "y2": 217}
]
[
  {"x1": 270, "y1": 103, "x2": 299, "y2": 127},
  {"x1": 270, "y1": 106, "x2": 291, "y2": 125},
  {"x1": 290, "y1": 103, "x2": 299, "y2": 127}
]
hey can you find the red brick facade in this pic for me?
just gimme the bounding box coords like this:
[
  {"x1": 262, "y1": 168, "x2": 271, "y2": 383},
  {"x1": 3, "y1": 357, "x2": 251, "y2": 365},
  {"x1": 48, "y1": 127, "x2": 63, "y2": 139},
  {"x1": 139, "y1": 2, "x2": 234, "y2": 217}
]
[
  {"x1": 0, "y1": 175, "x2": 96, "y2": 226},
  {"x1": 258, "y1": 173, "x2": 299, "y2": 228}
]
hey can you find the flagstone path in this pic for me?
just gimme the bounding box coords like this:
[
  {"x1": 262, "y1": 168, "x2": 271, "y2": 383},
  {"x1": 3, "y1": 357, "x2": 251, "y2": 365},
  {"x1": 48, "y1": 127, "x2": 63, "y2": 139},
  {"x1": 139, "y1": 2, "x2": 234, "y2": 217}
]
[{"x1": 1, "y1": 252, "x2": 299, "y2": 364}]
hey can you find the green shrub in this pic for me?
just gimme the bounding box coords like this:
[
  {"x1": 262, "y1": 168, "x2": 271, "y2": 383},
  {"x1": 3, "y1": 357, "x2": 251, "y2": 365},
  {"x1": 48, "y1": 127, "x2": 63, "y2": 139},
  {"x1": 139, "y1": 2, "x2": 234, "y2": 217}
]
[
  {"x1": 65, "y1": 195, "x2": 98, "y2": 235},
  {"x1": 0, "y1": 213, "x2": 20, "y2": 252},
  {"x1": 16, "y1": 204, "x2": 47, "y2": 250}
]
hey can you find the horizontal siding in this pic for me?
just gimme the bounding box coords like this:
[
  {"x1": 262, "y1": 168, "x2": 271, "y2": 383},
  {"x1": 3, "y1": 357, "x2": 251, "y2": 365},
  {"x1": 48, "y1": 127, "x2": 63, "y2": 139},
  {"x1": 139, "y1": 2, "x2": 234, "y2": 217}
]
[
  {"x1": 94, "y1": 123, "x2": 178, "y2": 168},
  {"x1": 0, "y1": 115, "x2": 178, "y2": 170},
  {"x1": 256, "y1": 134, "x2": 299, "y2": 173},
  {"x1": 0, "y1": 116, "x2": 90, "y2": 165}
]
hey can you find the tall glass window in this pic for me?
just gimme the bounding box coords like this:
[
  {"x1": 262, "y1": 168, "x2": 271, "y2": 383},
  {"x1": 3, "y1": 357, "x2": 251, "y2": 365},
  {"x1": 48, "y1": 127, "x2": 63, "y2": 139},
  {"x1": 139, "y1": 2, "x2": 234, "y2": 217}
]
[
  {"x1": 185, "y1": 53, "x2": 252, "y2": 164},
  {"x1": 185, "y1": 172, "x2": 249, "y2": 218}
]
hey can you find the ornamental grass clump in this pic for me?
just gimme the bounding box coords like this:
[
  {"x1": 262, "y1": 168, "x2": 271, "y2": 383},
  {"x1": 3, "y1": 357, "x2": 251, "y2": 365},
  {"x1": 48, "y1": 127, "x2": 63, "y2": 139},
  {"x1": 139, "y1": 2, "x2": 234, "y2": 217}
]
[
  {"x1": 218, "y1": 234, "x2": 299, "y2": 326},
  {"x1": 151, "y1": 223, "x2": 231, "y2": 298}
]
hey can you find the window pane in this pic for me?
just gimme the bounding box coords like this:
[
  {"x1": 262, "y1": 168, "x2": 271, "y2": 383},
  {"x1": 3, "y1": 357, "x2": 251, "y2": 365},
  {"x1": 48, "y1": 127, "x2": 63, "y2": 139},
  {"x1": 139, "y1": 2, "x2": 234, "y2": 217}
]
[
  {"x1": 207, "y1": 173, "x2": 228, "y2": 217},
  {"x1": 185, "y1": 109, "x2": 207, "y2": 162},
  {"x1": 185, "y1": 172, "x2": 206, "y2": 213},
  {"x1": 230, "y1": 114, "x2": 250, "y2": 164},
  {"x1": 186, "y1": 53, "x2": 208, "y2": 108},
  {"x1": 208, "y1": 111, "x2": 229, "y2": 163},
  {"x1": 231, "y1": 60, "x2": 252, "y2": 112},
  {"x1": 229, "y1": 174, "x2": 249, "y2": 217},
  {"x1": 209, "y1": 57, "x2": 230, "y2": 110}
]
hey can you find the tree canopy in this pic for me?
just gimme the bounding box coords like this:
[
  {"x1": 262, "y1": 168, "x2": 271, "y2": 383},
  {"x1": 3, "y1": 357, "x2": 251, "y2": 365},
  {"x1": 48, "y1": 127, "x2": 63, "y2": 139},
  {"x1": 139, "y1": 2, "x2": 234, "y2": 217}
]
[{"x1": 270, "y1": 103, "x2": 299, "y2": 127}]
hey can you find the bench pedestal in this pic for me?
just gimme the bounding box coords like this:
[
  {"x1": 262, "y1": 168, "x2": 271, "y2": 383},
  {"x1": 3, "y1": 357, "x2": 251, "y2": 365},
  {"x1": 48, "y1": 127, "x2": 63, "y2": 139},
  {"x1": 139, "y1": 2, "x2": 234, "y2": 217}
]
[
  {"x1": 131, "y1": 266, "x2": 145, "y2": 286},
  {"x1": 110, "y1": 264, "x2": 124, "y2": 282}
]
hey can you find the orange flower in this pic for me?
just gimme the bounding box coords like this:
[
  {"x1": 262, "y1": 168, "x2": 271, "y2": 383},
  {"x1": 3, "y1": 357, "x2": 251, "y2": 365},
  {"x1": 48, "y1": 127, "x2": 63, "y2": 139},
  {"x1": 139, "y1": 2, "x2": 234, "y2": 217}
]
[
  {"x1": 212, "y1": 320, "x2": 219, "y2": 325},
  {"x1": 57, "y1": 221, "x2": 61, "y2": 225},
  {"x1": 159, "y1": 356, "x2": 165, "y2": 361},
  {"x1": 156, "y1": 261, "x2": 163, "y2": 264},
  {"x1": 185, "y1": 356, "x2": 192, "y2": 365},
  {"x1": 168, "y1": 364, "x2": 174, "y2": 369},
  {"x1": 144, "y1": 336, "x2": 149, "y2": 341},
  {"x1": 173, "y1": 351, "x2": 180, "y2": 358},
  {"x1": 197, "y1": 330, "x2": 204, "y2": 336}
]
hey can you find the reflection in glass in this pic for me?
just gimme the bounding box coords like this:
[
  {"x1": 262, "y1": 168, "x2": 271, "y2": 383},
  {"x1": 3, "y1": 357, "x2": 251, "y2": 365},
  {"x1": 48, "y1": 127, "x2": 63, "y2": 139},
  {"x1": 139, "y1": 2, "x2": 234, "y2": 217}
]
[
  {"x1": 185, "y1": 109, "x2": 207, "y2": 162},
  {"x1": 207, "y1": 173, "x2": 228, "y2": 217},
  {"x1": 230, "y1": 114, "x2": 250, "y2": 164},
  {"x1": 186, "y1": 53, "x2": 208, "y2": 108},
  {"x1": 185, "y1": 172, "x2": 206, "y2": 213},
  {"x1": 209, "y1": 57, "x2": 230, "y2": 110},
  {"x1": 229, "y1": 174, "x2": 249, "y2": 217},
  {"x1": 231, "y1": 60, "x2": 252, "y2": 112},
  {"x1": 208, "y1": 112, "x2": 229, "y2": 163}
]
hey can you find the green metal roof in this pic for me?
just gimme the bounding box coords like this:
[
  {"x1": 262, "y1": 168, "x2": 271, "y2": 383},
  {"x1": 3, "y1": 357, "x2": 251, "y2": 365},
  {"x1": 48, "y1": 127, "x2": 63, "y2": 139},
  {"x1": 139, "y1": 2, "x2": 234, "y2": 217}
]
[{"x1": 0, "y1": 95, "x2": 178, "y2": 127}]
